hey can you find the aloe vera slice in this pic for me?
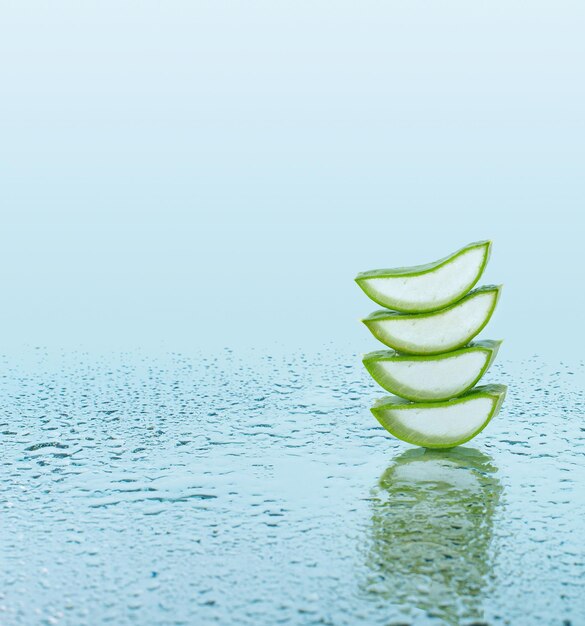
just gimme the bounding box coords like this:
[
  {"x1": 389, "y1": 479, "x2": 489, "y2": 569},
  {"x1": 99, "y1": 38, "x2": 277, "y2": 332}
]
[
  {"x1": 371, "y1": 384, "x2": 506, "y2": 448},
  {"x1": 363, "y1": 284, "x2": 501, "y2": 355},
  {"x1": 363, "y1": 340, "x2": 501, "y2": 402},
  {"x1": 355, "y1": 240, "x2": 491, "y2": 312}
]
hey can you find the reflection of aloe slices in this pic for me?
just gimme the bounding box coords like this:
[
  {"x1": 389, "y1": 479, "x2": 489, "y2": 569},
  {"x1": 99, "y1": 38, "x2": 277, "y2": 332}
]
[
  {"x1": 355, "y1": 240, "x2": 491, "y2": 312},
  {"x1": 363, "y1": 340, "x2": 501, "y2": 402},
  {"x1": 366, "y1": 447, "x2": 502, "y2": 625},
  {"x1": 371, "y1": 384, "x2": 506, "y2": 448},
  {"x1": 363, "y1": 285, "x2": 501, "y2": 355}
]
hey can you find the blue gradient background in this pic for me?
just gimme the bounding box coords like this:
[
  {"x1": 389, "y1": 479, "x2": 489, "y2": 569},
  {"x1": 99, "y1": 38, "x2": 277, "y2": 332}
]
[{"x1": 2, "y1": 1, "x2": 583, "y2": 359}]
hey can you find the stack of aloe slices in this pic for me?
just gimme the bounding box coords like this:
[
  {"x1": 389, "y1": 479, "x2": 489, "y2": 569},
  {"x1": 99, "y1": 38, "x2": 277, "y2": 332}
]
[{"x1": 356, "y1": 240, "x2": 506, "y2": 449}]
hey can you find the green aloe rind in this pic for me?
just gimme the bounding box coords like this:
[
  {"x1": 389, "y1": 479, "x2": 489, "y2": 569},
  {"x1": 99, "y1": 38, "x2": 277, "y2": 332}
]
[
  {"x1": 363, "y1": 339, "x2": 502, "y2": 402},
  {"x1": 355, "y1": 240, "x2": 491, "y2": 313},
  {"x1": 358, "y1": 242, "x2": 506, "y2": 448},
  {"x1": 363, "y1": 284, "x2": 501, "y2": 355},
  {"x1": 371, "y1": 384, "x2": 507, "y2": 449}
]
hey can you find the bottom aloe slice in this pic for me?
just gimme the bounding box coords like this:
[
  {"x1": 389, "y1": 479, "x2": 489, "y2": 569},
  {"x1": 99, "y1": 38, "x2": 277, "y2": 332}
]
[
  {"x1": 363, "y1": 340, "x2": 501, "y2": 402},
  {"x1": 371, "y1": 384, "x2": 507, "y2": 448}
]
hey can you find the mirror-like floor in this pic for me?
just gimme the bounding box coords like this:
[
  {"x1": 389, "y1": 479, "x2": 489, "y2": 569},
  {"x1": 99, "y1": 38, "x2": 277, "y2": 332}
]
[{"x1": 1, "y1": 349, "x2": 583, "y2": 625}]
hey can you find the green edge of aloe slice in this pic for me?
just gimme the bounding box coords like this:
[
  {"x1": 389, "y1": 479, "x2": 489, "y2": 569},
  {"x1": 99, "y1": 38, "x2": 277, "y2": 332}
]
[
  {"x1": 362, "y1": 284, "x2": 501, "y2": 355},
  {"x1": 355, "y1": 240, "x2": 491, "y2": 313},
  {"x1": 363, "y1": 339, "x2": 502, "y2": 402},
  {"x1": 371, "y1": 384, "x2": 507, "y2": 449}
]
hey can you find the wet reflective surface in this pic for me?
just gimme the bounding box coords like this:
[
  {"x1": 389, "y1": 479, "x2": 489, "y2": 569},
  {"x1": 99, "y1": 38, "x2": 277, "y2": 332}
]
[
  {"x1": 367, "y1": 448, "x2": 502, "y2": 625},
  {"x1": 1, "y1": 349, "x2": 584, "y2": 625}
]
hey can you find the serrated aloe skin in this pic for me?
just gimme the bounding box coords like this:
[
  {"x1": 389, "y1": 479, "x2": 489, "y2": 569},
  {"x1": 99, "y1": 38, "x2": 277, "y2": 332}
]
[
  {"x1": 363, "y1": 340, "x2": 501, "y2": 402},
  {"x1": 355, "y1": 240, "x2": 491, "y2": 313},
  {"x1": 362, "y1": 285, "x2": 501, "y2": 356},
  {"x1": 371, "y1": 384, "x2": 507, "y2": 449}
]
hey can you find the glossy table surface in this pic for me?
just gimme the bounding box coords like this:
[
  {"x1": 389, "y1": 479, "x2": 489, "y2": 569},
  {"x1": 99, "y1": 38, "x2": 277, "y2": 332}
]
[{"x1": 1, "y1": 349, "x2": 583, "y2": 626}]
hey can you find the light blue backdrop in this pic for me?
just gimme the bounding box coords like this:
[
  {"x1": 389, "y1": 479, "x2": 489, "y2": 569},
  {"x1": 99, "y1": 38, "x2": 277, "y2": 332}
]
[{"x1": 1, "y1": 1, "x2": 583, "y2": 360}]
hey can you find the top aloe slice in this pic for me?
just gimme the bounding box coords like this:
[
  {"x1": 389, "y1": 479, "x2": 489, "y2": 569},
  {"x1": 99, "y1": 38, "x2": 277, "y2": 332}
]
[{"x1": 355, "y1": 240, "x2": 491, "y2": 312}]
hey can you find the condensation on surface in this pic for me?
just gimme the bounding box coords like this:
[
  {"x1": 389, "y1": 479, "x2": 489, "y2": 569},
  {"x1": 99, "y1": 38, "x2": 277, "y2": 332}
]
[{"x1": 0, "y1": 349, "x2": 583, "y2": 626}]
